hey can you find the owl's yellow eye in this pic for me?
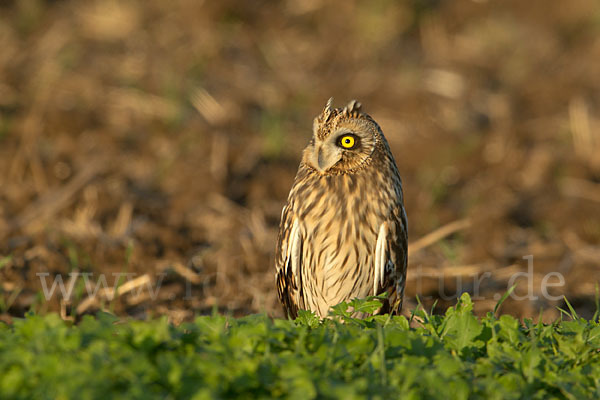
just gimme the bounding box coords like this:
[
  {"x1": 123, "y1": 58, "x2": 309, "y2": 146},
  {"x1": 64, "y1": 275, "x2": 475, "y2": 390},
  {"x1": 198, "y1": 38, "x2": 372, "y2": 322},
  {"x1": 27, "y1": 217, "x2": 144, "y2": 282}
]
[{"x1": 338, "y1": 134, "x2": 357, "y2": 149}]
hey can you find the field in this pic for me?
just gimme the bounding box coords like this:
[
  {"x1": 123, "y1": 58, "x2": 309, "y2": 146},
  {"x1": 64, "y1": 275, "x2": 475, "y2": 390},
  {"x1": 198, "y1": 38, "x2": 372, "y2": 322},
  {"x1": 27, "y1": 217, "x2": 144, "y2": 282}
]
[
  {"x1": 3, "y1": 1, "x2": 600, "y2": 398},
  {"x1": 1, "y1": 294, "x2": 599, "y2": 399}
]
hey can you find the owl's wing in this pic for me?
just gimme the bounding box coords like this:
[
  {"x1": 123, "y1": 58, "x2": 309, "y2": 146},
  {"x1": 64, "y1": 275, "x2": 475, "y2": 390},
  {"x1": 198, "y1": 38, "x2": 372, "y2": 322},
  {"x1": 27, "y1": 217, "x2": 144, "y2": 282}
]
[
  {"x1": 275, "y1": 206, "x2": 304, "y2": 319},
  {"x1": 374, "y1": 204, "x2": 408, "y2": 315}
]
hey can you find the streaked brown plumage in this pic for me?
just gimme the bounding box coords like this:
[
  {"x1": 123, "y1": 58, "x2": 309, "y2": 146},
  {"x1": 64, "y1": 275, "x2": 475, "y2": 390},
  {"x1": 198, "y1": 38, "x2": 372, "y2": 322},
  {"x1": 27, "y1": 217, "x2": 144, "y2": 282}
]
[{"x1": 275, "y1": 98, "x2": 408, "y2": 319}]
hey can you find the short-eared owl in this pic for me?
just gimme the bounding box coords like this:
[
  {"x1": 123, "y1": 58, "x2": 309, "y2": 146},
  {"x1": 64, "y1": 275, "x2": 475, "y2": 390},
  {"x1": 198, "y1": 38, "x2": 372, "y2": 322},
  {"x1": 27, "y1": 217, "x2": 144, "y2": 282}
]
[{"x1": 275, "y1": 99, "x2": 408, "y2": 318}]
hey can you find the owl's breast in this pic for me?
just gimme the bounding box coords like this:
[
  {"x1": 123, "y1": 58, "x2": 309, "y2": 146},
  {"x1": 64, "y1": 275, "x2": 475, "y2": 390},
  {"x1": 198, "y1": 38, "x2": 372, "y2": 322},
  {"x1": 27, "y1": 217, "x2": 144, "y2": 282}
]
[{"x1": 291, "y1": 172, "x2": 392, "y2": 315}]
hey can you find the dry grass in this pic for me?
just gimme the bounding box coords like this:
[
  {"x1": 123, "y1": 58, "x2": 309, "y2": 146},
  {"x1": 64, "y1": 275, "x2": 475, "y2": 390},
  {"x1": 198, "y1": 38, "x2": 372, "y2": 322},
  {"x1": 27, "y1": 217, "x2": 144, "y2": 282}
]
[{"x1": 1, "y1": 0, "x2": 600, "y2": 323}]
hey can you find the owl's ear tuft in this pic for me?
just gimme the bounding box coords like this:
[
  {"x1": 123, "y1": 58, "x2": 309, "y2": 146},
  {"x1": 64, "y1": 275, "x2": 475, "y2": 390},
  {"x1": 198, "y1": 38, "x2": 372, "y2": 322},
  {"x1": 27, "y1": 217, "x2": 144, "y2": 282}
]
[
  {"x1": 325, "y1": 97, "x2": 334, "y2": 111},
  {"x1": 321, "y1": 97, "x2": 334, "y2": 122},
  {"x1": 344, "y1": 100, "x2": 362, "y2": 116}
]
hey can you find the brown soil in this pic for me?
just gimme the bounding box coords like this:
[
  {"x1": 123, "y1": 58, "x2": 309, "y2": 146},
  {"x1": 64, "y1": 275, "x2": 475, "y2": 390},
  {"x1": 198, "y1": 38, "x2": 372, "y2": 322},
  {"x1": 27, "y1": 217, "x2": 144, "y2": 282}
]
[{"x1": 1, "y1": 0, "x2": 599, "y2": 324}]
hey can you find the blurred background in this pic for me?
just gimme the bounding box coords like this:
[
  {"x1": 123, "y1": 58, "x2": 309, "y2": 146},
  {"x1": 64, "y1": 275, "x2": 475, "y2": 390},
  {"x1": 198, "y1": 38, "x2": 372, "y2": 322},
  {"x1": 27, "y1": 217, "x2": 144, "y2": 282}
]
[{"x1": 1, "y1": 0, "x2": 599, "y2": 324}]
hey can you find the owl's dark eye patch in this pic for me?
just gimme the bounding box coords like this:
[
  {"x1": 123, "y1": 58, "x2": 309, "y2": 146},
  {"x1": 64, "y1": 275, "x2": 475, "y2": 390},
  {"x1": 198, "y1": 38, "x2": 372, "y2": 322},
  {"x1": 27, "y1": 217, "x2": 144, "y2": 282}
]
[{"x1": 336, "y1": 133, "x2": 360, "y2": 149}]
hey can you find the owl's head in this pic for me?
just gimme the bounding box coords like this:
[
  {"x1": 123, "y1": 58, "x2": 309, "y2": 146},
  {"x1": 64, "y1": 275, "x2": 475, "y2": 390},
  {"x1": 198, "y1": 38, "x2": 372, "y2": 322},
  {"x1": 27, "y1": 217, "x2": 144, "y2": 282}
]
[{"x1": 303, "y1": 98, "x2": 383, "y2": 175}]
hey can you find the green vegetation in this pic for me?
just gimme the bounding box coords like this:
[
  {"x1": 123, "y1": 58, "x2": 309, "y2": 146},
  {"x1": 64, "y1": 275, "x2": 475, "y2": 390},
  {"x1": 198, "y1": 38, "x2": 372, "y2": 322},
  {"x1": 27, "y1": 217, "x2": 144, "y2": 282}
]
[{"x1": 0, "y1": 294, "x2": 599, "y2": 399}]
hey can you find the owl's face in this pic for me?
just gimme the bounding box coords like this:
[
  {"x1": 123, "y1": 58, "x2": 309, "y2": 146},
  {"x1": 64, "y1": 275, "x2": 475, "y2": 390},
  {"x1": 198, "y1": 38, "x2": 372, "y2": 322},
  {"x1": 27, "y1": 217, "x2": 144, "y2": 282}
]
[{"x1": 303, "y1": 99, "x2": 381, "y2": 175}]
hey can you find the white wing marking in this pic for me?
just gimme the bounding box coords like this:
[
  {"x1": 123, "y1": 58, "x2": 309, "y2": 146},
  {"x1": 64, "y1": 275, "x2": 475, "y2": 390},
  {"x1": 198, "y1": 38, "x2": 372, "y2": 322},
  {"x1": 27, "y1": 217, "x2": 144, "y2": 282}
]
[
  {"x1": 288, "y1": 219, "x2": 301, "y2": 284},
  {"x1": 374, "y1": 222, "x2": 388, "y2": 295}
]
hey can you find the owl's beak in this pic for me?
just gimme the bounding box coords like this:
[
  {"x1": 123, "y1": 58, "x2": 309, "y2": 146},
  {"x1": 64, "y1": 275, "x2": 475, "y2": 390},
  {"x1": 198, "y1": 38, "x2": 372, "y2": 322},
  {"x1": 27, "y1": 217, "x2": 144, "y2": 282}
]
[{"x1": 314, "y1": 144, "x2": 342, "y2": 173}]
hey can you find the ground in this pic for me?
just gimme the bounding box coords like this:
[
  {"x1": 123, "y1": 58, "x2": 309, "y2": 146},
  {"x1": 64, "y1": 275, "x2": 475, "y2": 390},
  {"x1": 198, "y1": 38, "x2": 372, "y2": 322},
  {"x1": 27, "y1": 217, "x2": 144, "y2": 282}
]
[{"x1": 1, "y1": 0, "x2": 599, "y2": 324}]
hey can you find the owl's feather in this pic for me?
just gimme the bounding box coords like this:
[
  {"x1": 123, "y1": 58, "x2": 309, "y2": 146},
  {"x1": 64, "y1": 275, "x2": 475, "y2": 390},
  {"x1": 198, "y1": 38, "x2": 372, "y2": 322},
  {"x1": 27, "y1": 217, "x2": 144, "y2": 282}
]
[{"x1": 276, "y1": 213, "x2": 304, "y2": 318}]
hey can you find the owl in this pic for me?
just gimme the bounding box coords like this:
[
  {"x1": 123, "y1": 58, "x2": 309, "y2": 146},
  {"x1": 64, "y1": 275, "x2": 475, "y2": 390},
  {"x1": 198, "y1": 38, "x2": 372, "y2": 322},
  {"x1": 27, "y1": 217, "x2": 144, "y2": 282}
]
[{"x1": 275, "y1": 98, "x2": 408, "y2": 319}]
